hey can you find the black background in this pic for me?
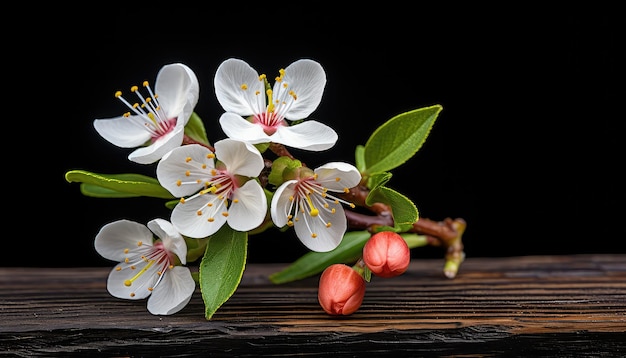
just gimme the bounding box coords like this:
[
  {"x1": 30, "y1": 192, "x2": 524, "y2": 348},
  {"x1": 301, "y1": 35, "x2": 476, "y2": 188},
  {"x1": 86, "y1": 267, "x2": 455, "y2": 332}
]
[{"x1": 15, "y1": 5, "x2": 625, "y2": 267}]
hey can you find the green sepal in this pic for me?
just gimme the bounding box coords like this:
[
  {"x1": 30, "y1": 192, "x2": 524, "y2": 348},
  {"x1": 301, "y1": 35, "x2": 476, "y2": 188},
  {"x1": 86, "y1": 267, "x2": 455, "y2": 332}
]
[
  {"x1": 269, "y1": 230, "x2": 371, "y2": 284},
  {"x1": 362, "y1": 105, "x2": 442, "y2": 175},
  {"x1": 184, "y1": 112, "x2": 211, "y2": 146},
  {"x1": 199, "y1": 225, "x2": 247, "y2": 320},
  {"x1": 65, "y1": 170, "x2": 175, "y2": 199}
]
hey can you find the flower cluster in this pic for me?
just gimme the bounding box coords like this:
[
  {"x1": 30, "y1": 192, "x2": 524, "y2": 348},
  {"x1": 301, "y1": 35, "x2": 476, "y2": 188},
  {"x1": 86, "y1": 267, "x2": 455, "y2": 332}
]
[{"x1": 67, "y1": 57, "x2": 465, "y2": 319}]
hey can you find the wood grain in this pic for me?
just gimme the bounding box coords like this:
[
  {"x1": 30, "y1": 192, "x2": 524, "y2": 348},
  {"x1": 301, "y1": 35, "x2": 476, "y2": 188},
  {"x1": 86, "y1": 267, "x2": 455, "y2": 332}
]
[{"x1": 1, "y1": 254, "x2": 625, "y2": 356}]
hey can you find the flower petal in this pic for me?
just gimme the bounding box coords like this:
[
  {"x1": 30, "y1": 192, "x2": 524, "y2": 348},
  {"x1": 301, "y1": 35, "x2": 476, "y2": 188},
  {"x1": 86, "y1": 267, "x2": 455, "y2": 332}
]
[
  {"x1": 278, "y1": 59, "x2": 326, "y2": 120},
  {"x1": 214, "y1": 138, "x2": 264, "y2": 178},
  {"x1": 106, "y1": 261, "x2": 159, "y2": 300},
  {"x1": 271, "y1": 121, "x2": 338, "y2": 151},
  {"x1": 93, "y1": 115, "x2": 152, "y2": 148},
  {"x1": 171, "y1": 194, "x2": 228, "y2": 238},
  {"x1": 294, "y1": 205, "x2": 347, "y2": 252},
  {"x1": 147, "y1": 219, "x2": 188, "y2": 265},
  {"x1": 214, "y1": 58, "x2": 265, "y2": 116},
  {"x1": 157, "y1": 144, "x2": 215, "y2": 198},
  {"x1": 147, "y1": 266, "x2": 195, "y2": 315},
  {"x1": 155, "y1": 63, "x2": 200, "y2": 122},
  {"x1": 94, "y1": 220, "x2": 154, "y2": 262},
  {"x1": 227, "y1": 180, "x2": 268, "y2": 232},
  {"x1": 128, "y1": 125, "x2": 185, "y2": 164},
  {"x1": 219, "y1": 112, "x2": 272, "y2": 144},
  {"x1": 270, "y1": 180, "x2": 297, "y2": 227},
  {"x1": 314, "y1": 162, "x2": 362, "y2": 190}
]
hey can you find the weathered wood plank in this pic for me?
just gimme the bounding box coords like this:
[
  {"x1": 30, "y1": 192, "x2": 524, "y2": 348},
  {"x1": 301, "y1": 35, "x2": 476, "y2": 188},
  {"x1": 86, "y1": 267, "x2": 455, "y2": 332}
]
[{"x1": 1, "y1": 254, "x2": 625, "y2": 356}]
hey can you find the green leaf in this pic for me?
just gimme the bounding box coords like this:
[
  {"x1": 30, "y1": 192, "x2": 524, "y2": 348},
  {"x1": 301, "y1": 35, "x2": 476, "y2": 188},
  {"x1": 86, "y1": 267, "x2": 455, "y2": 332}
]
[
  {"x1": 65, "y1": 170, "x2": 175, "y2": 199},
  {"x1": 366, "y1": 185, "x2": 418, "y2": 226},
  {"x1": 269, "y1": 230, "x2": 371, "y2": 284},
  {"x1": 199, "y1": 226, "x2": 247, "y2": 320},
  {"x1": 354, "y1": 145, "x2": 366, "y2": 173},
  {"x1": 79, "y1": 183, "x2": 142, "y2": 198},
  {"x1": 363, "y1": 105, "x2": 442, "y2": 175},
  {"x1": 184, "y1": 112, "x2": 211, "y2": 146},
  {"x1": 366, "y1": 172, "x2": 392, "y2": 192}
]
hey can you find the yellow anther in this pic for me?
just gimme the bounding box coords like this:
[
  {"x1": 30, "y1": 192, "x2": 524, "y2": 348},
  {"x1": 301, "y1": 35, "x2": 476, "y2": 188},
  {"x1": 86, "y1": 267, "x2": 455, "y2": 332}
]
[
  {"x1": 259, "y1": 74, "x2": 266, "y2": 81},
  {"x1": 326, "y1": 222, "x2": 332, "y2": 228},
  {"x1": 130, "y1": 265, "x2": 136, "y2": 270},
  {"x1": 335, "y1": 177, "x2": 341, "y2": 182},
  {"x1": 157, "y1": 271, "x2": 162, "y2": 276},
  {"x1": 125, "y1": 258, "x2": 130, "y2": 263},
  {"x1": 207, "y1": 203, "x2": 213, "y2": 207},
  {"x1": 222, "y1": 212, "x2": 229, "y2": 217},
  {"x1": 169, "y1": 264, "x2": 174, "y2": 269},
  {"x1": 255, "y1": 90, "x2": 260, "y2": 95},
  {"x1": 132, "y1": 103, "x2": 139, "y2": 109},
  {"x1": 138, "y1": 241, "x2": 143, "y2": 246},
  {"x1": 176, "y1": 180, "x2": 182, "y2": 187},
  {"x1": 240, "y1": 84, "x2": 248, "y2": 90},
  {"x1": 211, "y1": 169, "x2": 217, "y2": 175},
  {"x1": 331, "y1": 208, "x2": 336, "y2": 214},
  {"x1": 131, "y1": 85, "x2": 139, "y2": 92},
  {"x1": 115, "y1": 266, "x2": 122, "y2": 271},
  {"x1": 130, "y1": 292, "x2": 136, "y2": 297},
  {"x1": 115, "y1": 91, "x2": 122, "y2": 98},
  {"x1": 275, "y1": 76, "x2": 282, "y2": 82},
  {"x1": 185, "y1": 170, "x2": 191, "y2": 176},
  {"x1": 145, "y1": 97, "x2": 152, "y2": 103},
  {"x1": 349, "y1": 203, "x2": 356, "y2": 208},
  {"x1": 287, "y1": 220, "x2": 294, "y2": 227},
  {"x1": 311, "y1": 233, "x2": 317, "y2": 238},
  {"x1": 124, "y1": 248, "x2": 129, "y2": 254},
  {"x1": 123, "y1": 112, "x2": 130, "y2": 118},
  {"x1": 289, "y1": 196, "x2": 294, "y2": 202},
  {"x1": 343, "y1": 187, "x2": 350, "y2": 193},
  {"x1": 148, "y1": 287, "x2": 154, "y2": 291},
  {"x1": 185, "y1": 156, "x2": 192, "y2": 163},
  {"x1": 196, "y1": 210, "x2": 203, "y2": 216},
  {"x1": 208, "y1": 218, "x2": 215, "y2": 222},
  {"x1": 207, "y1": 153, "x2": 215, "y2": 159},
  {"x1": 201, "y1": 164, "x2": 207, "y2": 169},
  {"x1": 324, "y1": 203, "x2": 329, "y2": 208},
  {"x1": 180, "y1": 198, "x2": 186, "y2": 203},
  {"x1": 143, "y1": 81, "x2": 149, "y2": 87},
  {"x1": 283, "y1": 83, "x2": 288, "y2": 89},
  {"x1": 233, "y1": 199, "x2": 239, "y2": 203},
  {"x1": 196, "y1": 179, "x2": 201, "y2": 184}
]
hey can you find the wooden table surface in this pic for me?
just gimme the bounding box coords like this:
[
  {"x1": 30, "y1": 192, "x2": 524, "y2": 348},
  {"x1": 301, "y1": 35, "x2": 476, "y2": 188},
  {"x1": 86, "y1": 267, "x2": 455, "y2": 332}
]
[{"x1": 1, "y1": 254, "x2": 625, "y2": 357}]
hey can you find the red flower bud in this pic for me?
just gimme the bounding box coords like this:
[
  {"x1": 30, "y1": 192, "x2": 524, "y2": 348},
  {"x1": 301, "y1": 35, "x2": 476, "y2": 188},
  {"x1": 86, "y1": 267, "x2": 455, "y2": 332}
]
[
  {"x1": 318, "y1": 264, "x2": 366, "y2": 315},
  {"x1": 362, "y1": 231, "x2": 410, "y2": 278}
]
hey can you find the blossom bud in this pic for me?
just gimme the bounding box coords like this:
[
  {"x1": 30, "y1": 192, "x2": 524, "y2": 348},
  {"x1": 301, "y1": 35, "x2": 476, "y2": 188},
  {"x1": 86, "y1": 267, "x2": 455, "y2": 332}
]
[
  {"x1": 362, "y1": 231, "x2": 410, "y2": 278},
  {"x1": 318, "y1": 264, "x2": 366, "y2": 315}
]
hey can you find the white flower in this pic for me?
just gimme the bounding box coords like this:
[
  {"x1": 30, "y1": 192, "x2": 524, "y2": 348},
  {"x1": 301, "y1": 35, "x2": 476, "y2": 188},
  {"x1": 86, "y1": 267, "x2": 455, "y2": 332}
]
[
  {"x1": 214, "y1": 58, "x2": 337, "y2": 151},
  {"x1": 156, "y1": 139, "x2": 268, "y2": 238},
  {"x1": 93, "y1": 63, "x2": 200, "y2": 164},
  {"x1": 270, "y1": 162, "x2": 361, "y2": 252},
  {"x1": 94, "y1": 218, "x2": 195, "y2": 315}
]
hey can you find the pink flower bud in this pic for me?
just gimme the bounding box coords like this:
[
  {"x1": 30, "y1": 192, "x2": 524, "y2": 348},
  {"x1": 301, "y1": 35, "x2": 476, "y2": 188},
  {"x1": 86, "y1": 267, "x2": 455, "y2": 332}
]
[
  {"x1": 362, "y1": 231, "x2": 410, "y2": 278},
  {"x1": 318, "y1": 264, "x2": 366, "y2": 315}
]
